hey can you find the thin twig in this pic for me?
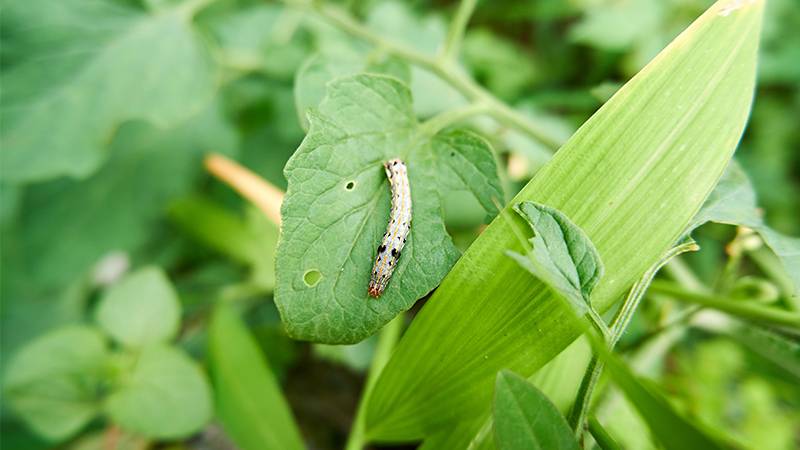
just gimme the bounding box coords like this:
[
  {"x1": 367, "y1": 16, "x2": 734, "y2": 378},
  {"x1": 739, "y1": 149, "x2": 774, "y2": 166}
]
[
  {"x1": 204, "y1": 153, "x2": 284, "y2": 226},
  {"x1": 439, "y1": 0, "x2": 479, "y2": 63},
  {"x1": 648, "y1": 280, "x2": 800, "y2": 328}
]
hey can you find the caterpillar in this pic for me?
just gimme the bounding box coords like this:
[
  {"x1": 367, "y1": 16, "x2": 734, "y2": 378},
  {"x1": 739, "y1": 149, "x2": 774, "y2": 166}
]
[{"x1": 368, "y1": 158, "x2": 412, "y2": 298}]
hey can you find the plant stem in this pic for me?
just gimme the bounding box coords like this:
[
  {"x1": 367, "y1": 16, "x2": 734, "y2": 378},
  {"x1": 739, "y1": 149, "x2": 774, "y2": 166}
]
[
  {"x1": 420, "y1": 102, "x2": 491, "y2": 135},
  {"x1": 568, "y1": 241, "x2": 698, "y2": 436},
  {"x1": 747, "y1": 245, "x2": 798, "y2": 310},
  {"x1": 204, "y1": 153, "x2": 284, "y2": 226},
  {"x1": 588, "y1": 416, "x2": 622, "y2": 450},
  {"x1": 439, "y1": 0, "x2": 479, "y2": 63},
  {"x1": 345, "y1": 315, "x2": 404, "y2": 450},
  {"x1": 648, "y1": 280, "x2": 800, "y2": 328},
  {"x1": 285, "y1": 0, "x2": 562, "y2": 151}
]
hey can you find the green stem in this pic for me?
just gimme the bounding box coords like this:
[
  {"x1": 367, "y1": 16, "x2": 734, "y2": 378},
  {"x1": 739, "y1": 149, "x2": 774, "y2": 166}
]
[
  {"x1": 588, "y1": 416, "x2": 622, "y2": 450},
  {"x1": 748, "y1": 245, "x2": 799, "y2": 310},
  {"x1": 648, "y1": 280, "x2": 800, "y2": 328},
  {"x1": 567, "y1": 241, "x2": 698, "y2": 436},
  {"x1": 285, "y1": 0, "x2": 562, "y2": 151},
  {"x1": 420, "y1": 102, "x2": 491, "y2": 135},
  {"x1": 439, "y1": 0, "x2": 479, "y2": 63},
  {"x1": 345, "y1": 315, "x2": 404, "y2": 450}
]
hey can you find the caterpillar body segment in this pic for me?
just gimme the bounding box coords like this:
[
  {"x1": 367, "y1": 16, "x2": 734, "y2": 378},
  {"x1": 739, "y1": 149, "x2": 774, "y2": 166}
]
[{"x1": 368, "y1": 159, "x2": 412, "y2": 298}]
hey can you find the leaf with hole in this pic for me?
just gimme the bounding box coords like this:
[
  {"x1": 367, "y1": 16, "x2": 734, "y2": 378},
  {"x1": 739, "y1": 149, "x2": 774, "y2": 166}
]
[{"x1": 275, "y1": 74, "x2": 503, "y2": 344}]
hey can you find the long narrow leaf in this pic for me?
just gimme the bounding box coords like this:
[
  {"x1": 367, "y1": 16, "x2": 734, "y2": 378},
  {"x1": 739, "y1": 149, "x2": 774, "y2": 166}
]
[
  {"x1": 208, "y1": 304, "x2": 304, "y2": 450},
  {"x1": 365, "y1": 0, "x2": 764, "y2": 439}
]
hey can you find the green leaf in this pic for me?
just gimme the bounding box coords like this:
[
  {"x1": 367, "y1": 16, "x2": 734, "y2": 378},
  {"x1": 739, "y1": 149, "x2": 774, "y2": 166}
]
[
  {"x1": 105, "y1": 345, "x2": 212, "y2": 439},
  {"x1": 689, "y1": 160, "x2": 800, "y2": 294},
  {"x1": 209, "y1": 304, "x2": 304, "y2": 450},
  {"x1": 590, "y1": 337, "x2": 727, "y2": 450},
  {"x1": 493, "y1": 371, "x2": 580, "y2": 450},
  {"x1": 11, "y1": 103, "x2": 236, "y2": 291},
  {"x1": 294, "y1": 51, "x2": 410, "y2": 130},
  {"x1": 95, "y1": 266, "x2": 181, "y2": 348},
  {"x1": 365, "y1": 0, "x2": 764, "y2": 439},
  {"x1": 0, "y1": 0, "x2": 216, "y2": 182},
  {"x1": 276, "y1": 74, "x2": 503, "y2": 344},
  {"x1": 208, "y1": 4, "x2": 309, "y2": 80},
  {"x1": 3, "y1": 326, "x2": 107, "y2": 442},
  {"x1": 506, "y1": 201, "x2": 603, "y2": 314}
]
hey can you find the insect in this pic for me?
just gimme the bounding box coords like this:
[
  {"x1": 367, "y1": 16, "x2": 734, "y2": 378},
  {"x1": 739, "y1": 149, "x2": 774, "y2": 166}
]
[{"x1": 368, "y1": 158, "x2": 412, "y2": 298}]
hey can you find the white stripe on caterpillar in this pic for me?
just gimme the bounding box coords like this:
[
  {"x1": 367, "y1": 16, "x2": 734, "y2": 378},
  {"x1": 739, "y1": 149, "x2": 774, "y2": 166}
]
[{"x1": 368, "y1": 158, "x2": 412, "y2": 298}]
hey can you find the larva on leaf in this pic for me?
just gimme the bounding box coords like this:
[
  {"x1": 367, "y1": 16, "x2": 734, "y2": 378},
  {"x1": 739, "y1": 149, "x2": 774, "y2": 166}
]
[{"x1": 368, "y1": 158, "x2": 412, "y2": 298}]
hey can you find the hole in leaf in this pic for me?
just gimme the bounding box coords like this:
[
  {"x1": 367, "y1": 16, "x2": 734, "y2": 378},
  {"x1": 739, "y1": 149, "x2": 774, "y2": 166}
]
[
  {"x1": 345, "y1": 181, "x2": 356, "y2": 191},
  {"x1": 303, "y1": 269, "x2": 322, "y2": 287}
]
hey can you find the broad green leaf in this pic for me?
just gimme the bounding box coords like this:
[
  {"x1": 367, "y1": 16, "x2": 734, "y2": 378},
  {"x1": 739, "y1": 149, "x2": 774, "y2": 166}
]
[
  {"x1": 590, "y1": 337, "x2": 727, "y2": 450},
  {"x1": 366, "y1": 0, "x2": 764, "y2": 439},
  {"x1": 105, "y1": 345, "x2": 212, "y2": 439},
  {"x1": 493, "y1": 371, "x2": 580, "y2": 450},
  {"x1": 0, "y1": 0, "x2": 216, "y2": 182},
  {"x1": 689, "y1": 160, "x2": 800, "y2": 294},
  {"x1": 9, "y1": 103, "x2": 235, "y2": 290},
  {"x1": 294, "y1": 51, "x2": 410, "y2": 130},
  {"x1": 276, "y1": 74, "x2": 503, "y2": 344},
  {"x1": 506, "y1": 201, "x2": 603, "y2": 314},
  {"x1": 95, "y1": 266, "x2": 181, "y2": 347},
  {"x1": 209, "y1": 304, "x2": 304, "y2": 450},
  {"x1": 3, "y1": 326, "x2": 107, "y2": 442}
]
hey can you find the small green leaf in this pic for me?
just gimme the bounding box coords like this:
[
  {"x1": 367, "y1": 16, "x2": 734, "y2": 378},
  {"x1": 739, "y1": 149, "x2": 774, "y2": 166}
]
[
  {"x1": 209, "y1": 304, "x2": 304, "y2": 450},
  {"x1": 689, "y1": 160, "x2": 800, "y2": 294},
  {"x1": 105, "y1": 345, "x2": 212, "y2": 439},
  {"x1": 1, "y1": 0, "x2": 217, "y2": 182},
  {"x1": 95, "y1": 267, "x2": 181, "y2": 348},
  {"x1": 12, "y1": 103, "x2": 236, "y2": 291},
  {"x1": 506, "y1": 201, "x2": 603, "y2": 313},
  {"x1": 276, "y1": 74, "x2": 503, "y2": 344},
  {"x1": 494, "y1": 371, "x2": 580, "y2": 450},
  {"x1": 3, "y1": 326, "x2": 107, "y2": 442}
]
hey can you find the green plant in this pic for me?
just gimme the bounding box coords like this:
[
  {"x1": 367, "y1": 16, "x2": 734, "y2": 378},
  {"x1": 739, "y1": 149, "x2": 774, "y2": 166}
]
[{"x1": 2, "y1": 0, "x2": 798, "y2": 449}]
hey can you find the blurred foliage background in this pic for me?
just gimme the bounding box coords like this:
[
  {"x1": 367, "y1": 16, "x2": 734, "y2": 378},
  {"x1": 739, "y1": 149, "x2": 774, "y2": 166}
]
[{"x1": 1, "y1": 0, "x2": 798, "y2": 449}]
